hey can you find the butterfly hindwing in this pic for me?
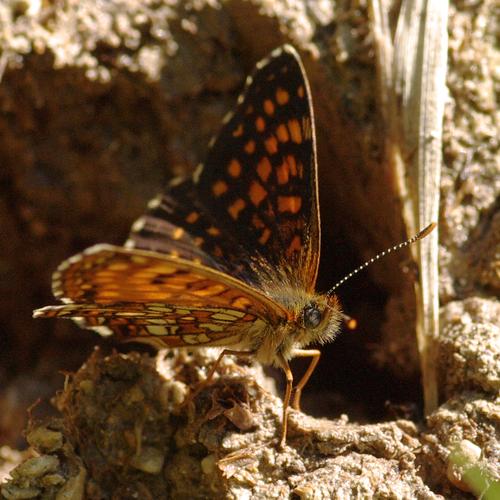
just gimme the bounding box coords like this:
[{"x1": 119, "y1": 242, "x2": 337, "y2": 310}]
[
  {"x1": 34, "y1": 302, "x2": 263, "y2": 349},
  {"x1": 128, "y1": 45, "x2": 320, "y2": 290}
]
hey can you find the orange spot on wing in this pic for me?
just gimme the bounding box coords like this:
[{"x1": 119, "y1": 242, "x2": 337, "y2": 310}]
[
  {"x1": 212, "y1": 180, "x2": 228, "y2": 197},
  {"x1": 194, "y1": 237, "x2": 204, "y2": 247},
  {"x1": 276, "y1": 88, "x2": 290, "y2": 105},
  {"x1": 276, "y1": 161, "x2": 290, "y2": 185},
  {"x1": 288, "y1": 119, "x2": 302, "y2": 143},
  {"x1": 257, "y1": 157, "x2": 272, "y2": 182},
  {"x1": 228, "y1": 159, "x2": 242, "y2": 178},
  {"x1": 193, "y1": 284, "x2": 226, "y2": 296},
  {"x1": 249, "y1": 181, "x2": 267, "y2": 206},
  {"x1": 278, "y1": 196, "x2": 302, "y2": 214},
  {"x1": 265, "y1": 135, "x2": 278, "y2": 155},
  {"x1": 96, "y1": 291, "x2": 121, "y2": 299},
  {"x1": 231, "y1": 296, "x2": 252, "y2": 309},
  {"x1": 186, "y1": 212, "x2": 199, "y2": 223},
  {"x1": 276, "y1": 124, "x2": 289, "y2": 143},
  {"x1": 93, "y1": 271, "x2": 116, "y2": 281},
  {"x1": 228, "y1": 199, "x2": 246, "y2": 220},
  {"x1": 172, "y1": 227, "x2": 184, "y2": 240},
  {"x1": 107, "y1": 262, "x2": 129, "y2": 271},
  {"x1": 207, "y1": 226, "x2": 220, "y2": 236},
  {"x1": 297, "y1": 85, "x2": 305, "y2": 98},
  {"x1": 263, "y1": 99, "x2": 275, "y2": 115},
  {"x1": 287, "y1": 155, "x2": 298, "y2": 176},
  {"x1": 255, "y1": 116, "x2": 266, "y2": 132},
  {"x1": 244, "y1": 140, "x2": 256, "y2": 154},
  {"x1": 212, "y1": 246, "x2": 223, "y2": 258},
  {"x1": 252, "y1": 214, "x2": 265, "y2": 229},
  {"x1": 130, "y1": 256, "x2": 148, "y2": 265},
  {"x1": 288, "y1": 235, "x2": 302, "y2": 253},
  {"x1": 232, "y1": 124, "x2": 244, "y2": 137},
  {"x1": 258, "y1": 227, "x2": 271, "y2": 245}
]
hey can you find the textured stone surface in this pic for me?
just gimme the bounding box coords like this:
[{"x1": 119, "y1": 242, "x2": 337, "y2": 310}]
[
  {"x1": 1, "y1": 351, "x2": 443, "y2": 499},
  {"x1": 439, "y1": 298, "x2": 499, "y2": 397}
]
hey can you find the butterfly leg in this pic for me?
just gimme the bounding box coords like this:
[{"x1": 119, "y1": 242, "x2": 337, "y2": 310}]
[
  {"x1": 183, "y1": 349, "x2": 256, "y2": 406},
  {"x1": 290, "y1": 349, "x2": 321, "y2": 411},
  {"x1": 277, "y1": 353, "x2": 293, "y2": 449},
  {"x1": 204, "y1": 348, "x2": 256, "y2": 386}
]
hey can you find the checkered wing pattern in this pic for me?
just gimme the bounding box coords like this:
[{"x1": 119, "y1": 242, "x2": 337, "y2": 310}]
[
  {"x1": 34, "y1": 245, "x2": 285, "y2": 346},
  {"x1": 128, "y1": 45, "x2": 320, "y2": 291},
  {"x1": 35, "y1": 303, "x2": 263, "y2": 349}
]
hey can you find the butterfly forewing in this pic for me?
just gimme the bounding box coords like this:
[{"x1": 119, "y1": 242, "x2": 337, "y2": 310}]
[
  {"x1": 128, "y1": 46, "x2": 320, "y2": 291},
  {"x1": 45, "y1": 244, "x2": 286, "y2": 321}
]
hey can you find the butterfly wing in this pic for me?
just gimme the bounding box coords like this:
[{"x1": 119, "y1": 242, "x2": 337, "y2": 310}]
[
  {"x1": 34, "y1": 302, "x2": 264, "y2": 349},
  {"x1": 48, "y1": 245, "x2": 286, "y2": 317},
  {"x1": 34, "y1": 245, "x2": 287, "y2": 346},
  {"x1": 128, "y1": 45, "x2": 320, "y2": 291}
]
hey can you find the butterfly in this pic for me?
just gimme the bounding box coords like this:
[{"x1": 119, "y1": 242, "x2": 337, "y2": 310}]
[{"x1": 34, "y1": 45, "x2": 435, "y2": 447}]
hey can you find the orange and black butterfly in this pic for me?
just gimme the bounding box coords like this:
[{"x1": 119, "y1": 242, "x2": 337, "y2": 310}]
[{"x1": 34, "y1": 45, "x2": 434, "y2": 446}]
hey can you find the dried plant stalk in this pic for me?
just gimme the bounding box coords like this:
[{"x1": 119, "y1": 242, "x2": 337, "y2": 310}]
[{"x1": 370, "y1": 0, "x2": 448, "y2": 415}]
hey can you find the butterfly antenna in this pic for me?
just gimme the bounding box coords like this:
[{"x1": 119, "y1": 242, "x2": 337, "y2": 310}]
[{"x1": 326, "y1": 222, "x2": 437, "y2": 296}]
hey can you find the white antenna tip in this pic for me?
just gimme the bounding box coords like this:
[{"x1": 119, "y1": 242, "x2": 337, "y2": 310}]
[{"x1": 417, "y1": 222, "x2": 437, "y2": 240}]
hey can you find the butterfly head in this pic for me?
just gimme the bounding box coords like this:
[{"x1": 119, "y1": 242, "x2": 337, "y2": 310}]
[{"x1": 292, "y1": 293, "x2": 342, "y2": 350}]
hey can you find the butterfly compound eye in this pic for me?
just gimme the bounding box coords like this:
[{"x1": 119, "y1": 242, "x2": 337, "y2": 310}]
[{"x1": 302, "y1": 303, "x2": 322, "y2": 328}]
